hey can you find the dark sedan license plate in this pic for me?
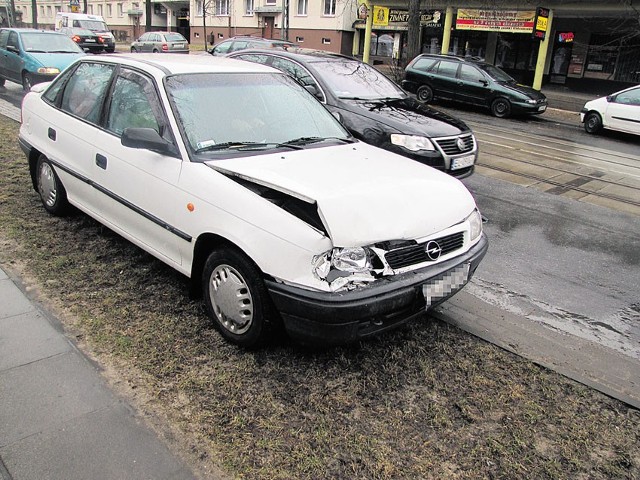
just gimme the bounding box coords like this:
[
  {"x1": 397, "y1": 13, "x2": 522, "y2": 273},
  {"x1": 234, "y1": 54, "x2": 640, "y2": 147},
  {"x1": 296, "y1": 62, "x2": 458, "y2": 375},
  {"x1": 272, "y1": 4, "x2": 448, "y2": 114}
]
[
  {"x1": 422, "y1": 263, "x2": 470, "y2": 307},
  {"x1": 86, "y1": 39, "x2": 96, "y2": 42}
]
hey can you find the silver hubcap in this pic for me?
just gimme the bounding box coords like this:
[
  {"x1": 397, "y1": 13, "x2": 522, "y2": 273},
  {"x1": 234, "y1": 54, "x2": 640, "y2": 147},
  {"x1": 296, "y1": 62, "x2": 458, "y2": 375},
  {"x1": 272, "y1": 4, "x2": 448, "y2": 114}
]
[
  {"x1": 209, "y1": 264, "x2": 253, "y2": 335},
  {"x1": 38, "y1": 162, "x2": 57, "y2": 208}
]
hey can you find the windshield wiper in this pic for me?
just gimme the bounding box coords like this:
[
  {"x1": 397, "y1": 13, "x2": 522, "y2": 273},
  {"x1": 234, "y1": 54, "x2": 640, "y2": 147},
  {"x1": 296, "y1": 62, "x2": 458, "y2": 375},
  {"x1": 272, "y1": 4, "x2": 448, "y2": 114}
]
[
  {"x1": 276, "y1": 137, "x2": 353, "y2": 148},
  {"x1": 195, "y1": 141, "x2": 271, "y2": 153}
]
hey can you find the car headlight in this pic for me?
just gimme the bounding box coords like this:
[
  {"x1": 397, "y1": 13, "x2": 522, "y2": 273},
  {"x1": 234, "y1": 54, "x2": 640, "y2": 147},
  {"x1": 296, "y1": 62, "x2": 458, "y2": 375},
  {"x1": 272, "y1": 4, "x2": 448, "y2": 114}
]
[
  {"x1": 526, "y1": 99, "x2": 537, "y2": 104},
  {"x1": 37, "y1": 67, "x2": 60, "y2": 75},
  {"x1": 390, "y1": 134, "x2": 435, "y2": 152},
  {"x1": 466, "y1": 209, "x2": 483, "y2": 241},
  {"x1": 313, "y1": 247, "x2": 373, "y2": 279}
]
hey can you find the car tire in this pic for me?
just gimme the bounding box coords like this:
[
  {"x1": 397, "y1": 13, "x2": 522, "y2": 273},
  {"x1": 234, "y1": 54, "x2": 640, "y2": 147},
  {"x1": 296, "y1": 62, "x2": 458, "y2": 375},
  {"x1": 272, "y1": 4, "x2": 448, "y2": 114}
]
[
  {"x1": 22, "y1": 72, "x2": 33, "y2": 91},
  {"x1": 491, "y1": 97, "x2": 511, "y2": 118},
  {"x1": 0, "y1": 78, "x2": 5, "y2": 87},
  {"x1": 130, "y1": 47, "x2": 137, "y2": 53},
  {"x1": 584, "y1": 112, "x2": 602, "y2": 134},
  {"x1": 202, "y1": 247, "x2": 273, "y2": 348},
  {"x1": 152, "y1": 48, "x2": 159, "y2": 53},
  {"x1": 416, "y1": 85, "x2": 434, "y2": 103},
  {"x1": 106, "y1": 48, "x2": 115, "y2": 53},
  {"x1": 35, "y1": 155, "x2": 70, "y2": 216}
]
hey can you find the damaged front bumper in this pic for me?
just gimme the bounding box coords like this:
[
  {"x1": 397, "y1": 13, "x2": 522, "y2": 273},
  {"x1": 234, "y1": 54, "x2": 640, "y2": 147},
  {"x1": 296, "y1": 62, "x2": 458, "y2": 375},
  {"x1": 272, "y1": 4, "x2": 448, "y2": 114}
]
[{"x1": 265, "y1": 233, "x2": 488, "y2": 346}]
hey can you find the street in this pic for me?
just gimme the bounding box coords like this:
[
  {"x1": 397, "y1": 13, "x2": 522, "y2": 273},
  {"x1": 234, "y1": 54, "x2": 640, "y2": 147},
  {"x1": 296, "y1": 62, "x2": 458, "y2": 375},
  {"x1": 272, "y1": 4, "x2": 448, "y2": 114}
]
[{"x1": 1, "y1": 82, "x2": 639, "y2": 406}]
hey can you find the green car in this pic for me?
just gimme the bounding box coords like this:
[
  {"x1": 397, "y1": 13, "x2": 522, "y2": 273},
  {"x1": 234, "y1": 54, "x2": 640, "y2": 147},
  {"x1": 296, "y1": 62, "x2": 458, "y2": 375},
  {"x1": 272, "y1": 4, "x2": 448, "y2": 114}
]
[
  {"x1": 403, "y1": 54, "x2": 548, "y2": 118},
  {"x1": 0, "y1": 28, "x2": 85, "y2": 91}
]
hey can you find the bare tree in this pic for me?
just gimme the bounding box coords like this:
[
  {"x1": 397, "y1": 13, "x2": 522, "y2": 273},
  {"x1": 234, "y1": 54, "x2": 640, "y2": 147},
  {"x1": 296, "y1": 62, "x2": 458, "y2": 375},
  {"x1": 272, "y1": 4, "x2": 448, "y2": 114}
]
[{"x1": 406, "y1": 0, "x2": 421, "y2": 62}]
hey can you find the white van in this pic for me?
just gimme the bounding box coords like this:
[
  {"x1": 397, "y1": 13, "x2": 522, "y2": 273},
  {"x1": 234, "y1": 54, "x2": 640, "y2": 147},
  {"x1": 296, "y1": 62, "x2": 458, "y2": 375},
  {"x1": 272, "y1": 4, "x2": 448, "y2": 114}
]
[{"x1": 55, "y1": 12, "x2": 116, "y2": 52}]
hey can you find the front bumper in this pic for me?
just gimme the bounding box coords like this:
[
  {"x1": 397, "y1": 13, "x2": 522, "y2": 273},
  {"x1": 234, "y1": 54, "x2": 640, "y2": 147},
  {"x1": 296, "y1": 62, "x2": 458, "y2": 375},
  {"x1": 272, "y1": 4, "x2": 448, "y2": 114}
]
[
  {"x1": 266, "y1": 233, "x2": 488, "y2": 346},
  {"x1": 512, "y1": 100, "x2": 548, "y2": 115}
]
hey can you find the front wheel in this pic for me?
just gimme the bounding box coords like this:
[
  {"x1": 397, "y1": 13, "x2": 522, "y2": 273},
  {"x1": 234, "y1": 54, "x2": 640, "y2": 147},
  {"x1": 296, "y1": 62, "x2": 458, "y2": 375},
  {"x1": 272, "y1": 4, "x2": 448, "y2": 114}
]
[
  {"x1": 584, "y1": 112, "x2": 602, "y2": 134},
  {"x1": 0, "y1": 78, "x2": 5, "y2": 87},
  {"x1": 202, "y1": 248, "x2": 273, "y2": 347},
  {"x1": 36, "y1": 155, "x2": 70, "y2": 216},
  {"x1": 491, "y1": 97, "x2": 511, "y2": 118},
  {"x1": 22, "y1": 72, "x2": 33, "y2": 91},
  {"x1": 416, "y1": 85, "x2": 434, "y2": 103},
  {"x1": 130, "y1": 47, "x2": 137, "y2": 53}
]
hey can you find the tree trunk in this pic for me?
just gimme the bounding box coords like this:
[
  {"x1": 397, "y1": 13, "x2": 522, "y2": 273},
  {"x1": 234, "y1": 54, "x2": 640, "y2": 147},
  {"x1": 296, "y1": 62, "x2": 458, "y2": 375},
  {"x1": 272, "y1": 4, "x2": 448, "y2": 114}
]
[
  {"x1": 203, "y1": 6, "x2": 208, "y2": 51},
  {"x1": 406, "y1": 0, "x2": 421, "y2": 64},
  {"x1": 146, "y1": 0, "x2": 152, "y2": 31},
  {"x1": 30, "y1": 0, "x2": 37, "y2": 28}
]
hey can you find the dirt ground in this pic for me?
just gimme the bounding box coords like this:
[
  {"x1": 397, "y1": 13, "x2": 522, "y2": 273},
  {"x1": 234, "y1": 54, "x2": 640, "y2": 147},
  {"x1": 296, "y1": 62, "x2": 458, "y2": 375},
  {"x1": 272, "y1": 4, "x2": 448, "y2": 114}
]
[{"x1": 1, "y1": 115, "x2": 639, "y2": 479}]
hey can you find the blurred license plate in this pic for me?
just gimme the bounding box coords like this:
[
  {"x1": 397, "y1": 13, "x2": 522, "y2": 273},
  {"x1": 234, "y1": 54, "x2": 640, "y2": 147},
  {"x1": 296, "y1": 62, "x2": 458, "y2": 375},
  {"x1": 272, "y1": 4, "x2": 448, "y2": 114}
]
[
  {"x1": 86, "y1": 39, "x2": 95, "y2": 42},
  {"x1": 451, "y1": 155, "x2": 475, "y2": 170},
  {"x1": 173, "y1": 43, "x2": 185, "y2": 48},
  {"x1": 422, "y1": 263, "x2": 470, "y2": 307},
  {"x1": 538, "y1": 105, "x2": 547, "y2": 112}
]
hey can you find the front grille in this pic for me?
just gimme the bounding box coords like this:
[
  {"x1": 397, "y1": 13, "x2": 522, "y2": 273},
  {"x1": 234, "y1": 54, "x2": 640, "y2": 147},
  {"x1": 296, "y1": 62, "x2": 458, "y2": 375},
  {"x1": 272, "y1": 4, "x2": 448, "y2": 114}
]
[
  {"x1": 434, "y1": 134, "x2": 475, "y2": 156},
  {"x1": 384, "y1": 232, "x2": 464, "y2": 269}
]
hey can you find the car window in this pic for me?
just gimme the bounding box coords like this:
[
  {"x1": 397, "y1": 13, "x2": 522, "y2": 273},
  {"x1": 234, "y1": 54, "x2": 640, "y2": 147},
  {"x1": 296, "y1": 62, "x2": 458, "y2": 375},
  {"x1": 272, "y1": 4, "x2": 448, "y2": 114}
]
[
  {"x1": 7, "y1": 31, "x2": 19, "y2": 50},
  {"x1": 412, "y1": 57, "x2": 438, "y2": 71},
  {"x1": 229, "y1": 40, "x2": 248, "y2": 52},
  {"x1": 43, "y1": 66, "x2": 77, "y2": 104},
  {"x1": 270, "y1": 57, "x2": 319, "y2": 90},
  {"x1": 139, "y1": 33, "x2": 149, "y2": 41},
  {"x1": 213, "y1": 41, "x2": 231, "y2": 55},
  {"x1": 0, "y1": 30, "x2": 10, "y2": 49},
  {"x1": 106, "y1": 69, "x2": 162, "y2": 136},
  {"x1": 234, "y1": 53, "x2": 270, "y2": 65},
  {"x1": 60, "y1": 62, "x2": 115, "y2": 123},
  {"x1": 166, "y1": 33, "x2": 186, "y2": 42},
  {"x1": 459, "y1": 64, "x2": 485, "y2": 83},
  {"x1": 312, "y1": 59, "x2": 404, "y2": 100},
  {"x1": 614, "y1": 88, "x2": 640, "y2": 106},
  {"x1": 434, "y1": 60, "x2": 459, "y2": 78}
]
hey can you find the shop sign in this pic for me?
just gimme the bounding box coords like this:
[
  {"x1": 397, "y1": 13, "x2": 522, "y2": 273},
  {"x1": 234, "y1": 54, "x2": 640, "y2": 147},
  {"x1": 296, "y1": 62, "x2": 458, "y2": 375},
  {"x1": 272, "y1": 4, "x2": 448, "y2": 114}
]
[
  {"x1": 532, "y1": 7, "x2": 549, "y2": 40},
  {"x1": 456, "y1": 9, "x2": 536, "y2": 33},
  {"x1": 69, "y1": 0, "x2": 81, "y2": 13},
  {"x1": 357, "y1": 2, "x2": 368, "y2": 20},
  {"x1": 373, "y1": 6, "x2": 389, "y2": 26},
  {"x1": 558, "y1": 31, "x2": 574, "y2": 43},
  {"x1": 370, "y1": 7, "x2": 443, "y2": 28}
]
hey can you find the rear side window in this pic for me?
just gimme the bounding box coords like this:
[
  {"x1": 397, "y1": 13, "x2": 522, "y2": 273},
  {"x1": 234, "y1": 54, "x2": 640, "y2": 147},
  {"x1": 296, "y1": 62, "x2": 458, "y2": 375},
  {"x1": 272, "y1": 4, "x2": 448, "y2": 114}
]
[
  {"x1": 434, "y1": 60, "x2": 459, "y2": 78},
  {"x1": 60, "y1": 62, "x2": 115, "y2": 123},
  {"x1": 459, "y1": 64, "x2": 485, "y2": 83},
  {"x1": 412, "y1": 57, "x2": 437, "y2": 71},
  {"x1": 213, "y1": 41, "x2": 231, "y2": 54},
  {"x1": 0, "y1": 30, "x2": 9, "y2": 49}
]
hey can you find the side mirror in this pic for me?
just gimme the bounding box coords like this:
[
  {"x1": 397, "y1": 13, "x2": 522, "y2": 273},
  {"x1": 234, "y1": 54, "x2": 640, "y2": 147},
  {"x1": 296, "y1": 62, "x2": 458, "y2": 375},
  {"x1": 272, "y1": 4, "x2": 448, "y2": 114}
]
[
  {"x1": 121, "y1": 127, "x2": 177, "y2": 156},
  {"x1": 606, "y1": 95, "x2": 614, "y2": 103},
  {"x1": 6, "y1": 45, "x2": 19, "y2": 54},
  {"x1": 479, "y1": 79, "x2": 489, "y2": 86}
]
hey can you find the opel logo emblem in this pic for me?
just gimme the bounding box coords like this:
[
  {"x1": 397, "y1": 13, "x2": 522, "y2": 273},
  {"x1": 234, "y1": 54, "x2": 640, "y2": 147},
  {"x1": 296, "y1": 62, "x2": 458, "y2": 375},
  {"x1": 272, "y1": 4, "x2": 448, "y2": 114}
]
[
  {"x1": 425, "y1": 240, "x2": 442, "y2": 261},
  {"x1": 456, "y1": 138, "x2": 466, "y2": 151}
]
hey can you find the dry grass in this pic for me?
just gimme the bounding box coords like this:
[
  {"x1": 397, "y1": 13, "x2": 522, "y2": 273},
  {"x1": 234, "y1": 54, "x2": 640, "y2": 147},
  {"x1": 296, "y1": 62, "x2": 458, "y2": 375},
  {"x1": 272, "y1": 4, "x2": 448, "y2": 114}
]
[{"x1": 1, "y1": 115, "x2": 639, "y2": 479}]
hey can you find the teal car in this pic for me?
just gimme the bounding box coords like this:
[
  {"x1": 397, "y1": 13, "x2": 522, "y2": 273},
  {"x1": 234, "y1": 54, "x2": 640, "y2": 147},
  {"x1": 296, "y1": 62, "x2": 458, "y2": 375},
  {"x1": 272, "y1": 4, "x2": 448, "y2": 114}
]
[{"x1": 0, "y1": 28, "x2": 85, "y2": 91}]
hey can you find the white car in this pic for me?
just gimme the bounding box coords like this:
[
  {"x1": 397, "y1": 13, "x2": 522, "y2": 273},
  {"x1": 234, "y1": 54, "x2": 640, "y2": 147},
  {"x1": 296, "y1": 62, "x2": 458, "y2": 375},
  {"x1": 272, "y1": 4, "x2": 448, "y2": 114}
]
[
  {"x1": 19, "y1": 54, "x2": 487, "y2": 347},
  {"x1": 581, "y1": 84, "x2": 640, "y2": 136}
]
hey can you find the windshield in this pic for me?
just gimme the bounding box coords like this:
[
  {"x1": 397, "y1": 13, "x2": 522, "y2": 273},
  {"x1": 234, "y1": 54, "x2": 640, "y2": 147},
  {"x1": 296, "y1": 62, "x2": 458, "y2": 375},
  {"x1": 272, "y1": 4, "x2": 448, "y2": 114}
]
[
  {"x1": 312, "y1": 59, "x2": 405, "y2": 100},
  {"x1": 21, "y1": 33, "x2": 83, "y2": 53},
  {"x1": 166, "y1": 73, "x2": 350, "y2": 158},
  {"x1": 76, "y1": 20, "x2": 109, "y2": 32},
  {"x1": 479, "y1": 63, "x2": 515, "y2": 82},
  {"x1": 165, "y1": 33, "x2": 186, "y2": 42}
]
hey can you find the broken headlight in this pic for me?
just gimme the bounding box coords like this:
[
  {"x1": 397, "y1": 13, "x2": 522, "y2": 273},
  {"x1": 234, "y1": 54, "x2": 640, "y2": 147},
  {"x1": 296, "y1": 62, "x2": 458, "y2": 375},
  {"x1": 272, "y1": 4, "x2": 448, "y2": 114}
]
[
  {"x1": 312, "y1": 247, "x2": 376, "y2": 291},
  {"x1": 390, "y1": 134, "x2": 435, "y2": 152}
]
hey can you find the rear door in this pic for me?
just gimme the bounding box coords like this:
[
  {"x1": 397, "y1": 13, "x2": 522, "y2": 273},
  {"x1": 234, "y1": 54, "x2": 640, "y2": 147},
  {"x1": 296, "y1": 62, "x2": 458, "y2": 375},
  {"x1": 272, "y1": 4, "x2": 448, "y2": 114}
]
[{"x1": 430, "y1": 60, "x2": 460, "y2": 100}]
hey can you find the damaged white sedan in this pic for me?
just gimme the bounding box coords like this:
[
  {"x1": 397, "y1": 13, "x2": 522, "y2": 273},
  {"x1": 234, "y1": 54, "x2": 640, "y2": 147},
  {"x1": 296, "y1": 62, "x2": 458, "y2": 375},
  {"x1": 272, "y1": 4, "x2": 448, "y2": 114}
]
[{"x1": 19, "y1": 54, "x2": 488, "y2": 347}]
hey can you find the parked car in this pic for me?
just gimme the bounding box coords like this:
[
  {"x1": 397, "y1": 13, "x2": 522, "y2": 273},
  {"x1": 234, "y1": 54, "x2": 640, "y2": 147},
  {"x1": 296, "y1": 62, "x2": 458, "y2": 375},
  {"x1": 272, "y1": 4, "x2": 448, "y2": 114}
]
[
  {"x1": 131, "y1": 31, "x2": 189, "y2": 54},
  {"x1": 229, "y1": 48, "x2": 478, "y2": 178},
  {"x1": 210, "y1": 36, "x2": 295, "y2": 56},
  {"x1": 580, "y1": 85, "x2": 640, "y2": 136},
  {"x1": 0, "y1": 28, "x2": 85, "y2": 90},
  {"x1": 58, "y1": 27, "x2": 106, "y2": 53},
  {"x1": 402, "y1": 54, "x2": 548, "y2": 118},
  {"x1": 19, "y1": 54, "x2": 487, "y2": 347}
]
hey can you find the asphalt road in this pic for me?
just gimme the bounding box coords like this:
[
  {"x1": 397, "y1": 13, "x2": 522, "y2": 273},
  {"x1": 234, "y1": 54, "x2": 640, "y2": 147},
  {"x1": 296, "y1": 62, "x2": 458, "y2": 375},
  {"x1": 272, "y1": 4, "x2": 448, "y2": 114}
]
[{"x1": 1, "y1": 82, "x2": 639, "y2": 407}]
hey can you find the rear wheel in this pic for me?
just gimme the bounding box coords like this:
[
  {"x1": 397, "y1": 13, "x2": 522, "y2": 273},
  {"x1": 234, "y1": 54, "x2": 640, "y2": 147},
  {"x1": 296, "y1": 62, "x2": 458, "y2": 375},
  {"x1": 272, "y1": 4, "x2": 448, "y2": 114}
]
[
  {"x1": 22, "y1": 72, "x2": 33, "y2": 91},
  {"x1": 202, "y1": 247, "x2": 273, "y2": 348},
  {"x1": 152, "y1": 48, "x2": 159, "y2": 53},
  {"x1": 416, "y1": 85, "x2": 434, "y2": 103},
  {"x1": 491, "y1": 97, "x2": 511, "y2": 118},
  {"x1": 584, "y1": 112, "x2": 602, "y2": 134},
  {"x1": 130, "y1": 47, "x2": 137, "y2": 53},
  {"x1": 35, "y1": 155, "x2": 69, "y2": 216}
]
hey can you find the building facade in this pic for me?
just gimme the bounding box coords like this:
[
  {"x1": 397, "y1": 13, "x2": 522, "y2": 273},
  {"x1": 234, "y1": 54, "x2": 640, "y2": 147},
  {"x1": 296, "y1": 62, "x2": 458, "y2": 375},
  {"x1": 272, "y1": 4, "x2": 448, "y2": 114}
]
[{"x1": 7, "y1": 0, "x2": 639, "y2": 90}]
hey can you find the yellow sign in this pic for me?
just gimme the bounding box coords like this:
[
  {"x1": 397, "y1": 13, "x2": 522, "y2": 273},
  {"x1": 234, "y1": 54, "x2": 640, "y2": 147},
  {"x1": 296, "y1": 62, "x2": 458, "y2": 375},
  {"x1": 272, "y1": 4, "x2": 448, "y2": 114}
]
[
  {"x1": 373, "y1": 6, "x2": 389, "y2": 26},
  {"x1": 536, "y1": 16, "x2": 548, "y2": 32},
  {"x1": 456, "y1": 9, "x2": 536, "y2": 33}
]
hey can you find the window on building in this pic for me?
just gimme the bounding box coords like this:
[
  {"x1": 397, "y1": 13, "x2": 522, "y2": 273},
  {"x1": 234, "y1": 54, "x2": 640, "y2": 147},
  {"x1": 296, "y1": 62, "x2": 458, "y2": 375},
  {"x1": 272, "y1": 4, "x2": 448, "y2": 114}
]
[
  {"x1": 107, "y1": 4, "x2": 112, "y2": 16},
  {"x1": 297, "y1": 0, "x2": 308, "y2": 15},
  {"x1": 46, "y1": 5, "x2": 52, "y2": 17},
  {"x1": 55, "y1": 5, "x2": 61, "y2": 14},
  {"x1": 296, "y1": 36, "x2": 304, "y2": 43},
  {"x1": 322, "y1": 37, "x2": 331, "y2": 45},
  {"x1": 39, "y1": 5, "x2": 44, "y2": 16},
  {"x1": 215, "y1": 0, "x2": 229, "y2": 15},
  {"x1": 323, "y1": 0, "x2": 335, "y2": 16},
  {"x1": 88, "y1": 4, "x2": 93, "y2": 14},
  {"x1": 265, "y1": 0, "x2": 276, "y2": 5},
  {"x1": 118, "y1": 3, "x2": 124, "y2": 17},
  {"x1": 244, "y1": 0, "x2": 253, "y2": 15},
  {"x1": 97, "y1": 4, "x2": 103, "y2": 16},
  {"x1": 195, "y1": 0, "x2": 203, "y2": 16}
]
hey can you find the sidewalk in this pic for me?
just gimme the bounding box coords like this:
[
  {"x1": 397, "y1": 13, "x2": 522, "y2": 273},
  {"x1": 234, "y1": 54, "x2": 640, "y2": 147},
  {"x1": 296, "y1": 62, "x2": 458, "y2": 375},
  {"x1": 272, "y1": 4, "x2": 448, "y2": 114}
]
[{"x1": 0, "y1": 266, "x2": 198, "y2": 480}]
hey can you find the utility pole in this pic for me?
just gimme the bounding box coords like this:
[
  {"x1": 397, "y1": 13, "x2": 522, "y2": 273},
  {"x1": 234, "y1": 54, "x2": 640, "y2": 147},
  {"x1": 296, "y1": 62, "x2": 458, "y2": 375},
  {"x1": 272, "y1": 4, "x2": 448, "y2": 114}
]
[
  {"x1": 30, "y1": 0, "x2": 37, "y2": 28},
  {"x1": 146, "y1": 0, "x2": 152, "y2": 31}
]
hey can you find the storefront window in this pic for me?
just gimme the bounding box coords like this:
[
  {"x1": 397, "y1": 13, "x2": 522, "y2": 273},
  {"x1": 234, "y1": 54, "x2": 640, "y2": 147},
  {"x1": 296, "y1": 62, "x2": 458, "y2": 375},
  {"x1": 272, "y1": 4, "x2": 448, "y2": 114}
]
[
  {"x1": 585, "y1": 34, "x2": 619, "y2": 80},
  {"x1": 370, "y1": 32, "x2": 394, "y2": 57}
]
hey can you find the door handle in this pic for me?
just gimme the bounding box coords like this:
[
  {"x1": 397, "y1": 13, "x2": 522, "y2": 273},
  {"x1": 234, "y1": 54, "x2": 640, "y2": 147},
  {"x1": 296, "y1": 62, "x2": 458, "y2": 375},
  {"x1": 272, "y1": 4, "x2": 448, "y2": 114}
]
[
  {"x1": 95, "y1": 153, "x2": 107, "y2": 169},
  {"x1": 48, "y1": 127, "x2": 56, "y2": 140}
]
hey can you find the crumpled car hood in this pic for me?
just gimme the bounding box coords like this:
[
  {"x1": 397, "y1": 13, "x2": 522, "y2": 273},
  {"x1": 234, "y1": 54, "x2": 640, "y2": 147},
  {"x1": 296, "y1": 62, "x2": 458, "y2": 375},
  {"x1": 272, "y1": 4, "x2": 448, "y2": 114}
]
[{"x1": 207, "y1": 142, "x2": 476, "y2": 246}]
